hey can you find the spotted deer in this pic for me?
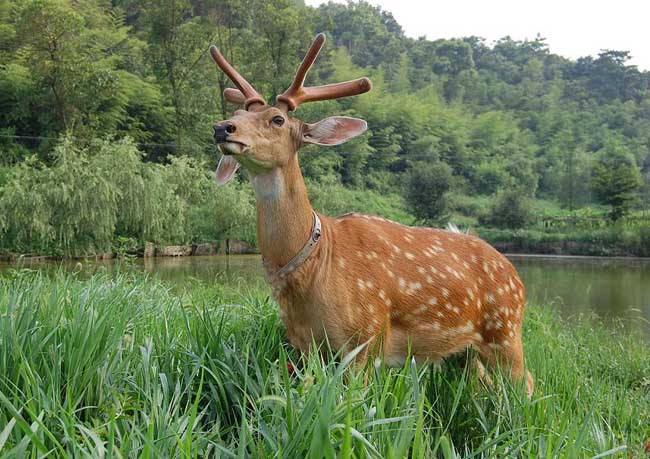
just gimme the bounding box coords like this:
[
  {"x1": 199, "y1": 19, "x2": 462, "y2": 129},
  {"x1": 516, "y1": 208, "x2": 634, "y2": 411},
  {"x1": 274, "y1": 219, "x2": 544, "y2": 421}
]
[{"x1": 210, "y1": 33, "x2": 534, "y2": 396}]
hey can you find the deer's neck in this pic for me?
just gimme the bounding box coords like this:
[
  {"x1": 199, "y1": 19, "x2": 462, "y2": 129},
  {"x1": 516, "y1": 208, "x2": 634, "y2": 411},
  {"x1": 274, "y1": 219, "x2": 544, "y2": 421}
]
[{"x1": 251, "y1": 156, "x2": 315, "y2": 268}]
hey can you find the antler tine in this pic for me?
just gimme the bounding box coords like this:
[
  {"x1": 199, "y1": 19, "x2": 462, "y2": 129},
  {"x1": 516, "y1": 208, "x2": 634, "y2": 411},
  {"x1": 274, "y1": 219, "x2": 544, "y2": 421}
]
[
  {"x1": 224, "y1": 88, "x2": 246, "y2": 105},
  {"x1": 276, "y1": 33, "x2": 372, "y2": 111},
  {"x1": 209, "y1": 45, "x2": 265, "y2": 110}
]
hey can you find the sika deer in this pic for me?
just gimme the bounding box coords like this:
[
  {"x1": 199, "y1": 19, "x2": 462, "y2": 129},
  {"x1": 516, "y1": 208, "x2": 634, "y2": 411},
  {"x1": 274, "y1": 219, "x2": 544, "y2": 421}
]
[{"x1": 210, "y1": 34, "x2": 534, "y2": 396}]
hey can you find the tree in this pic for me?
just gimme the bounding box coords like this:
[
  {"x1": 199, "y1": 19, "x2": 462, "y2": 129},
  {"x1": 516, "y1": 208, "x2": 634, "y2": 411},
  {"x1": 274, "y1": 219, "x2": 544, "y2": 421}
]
[
  {"x1": 405, "y1": 161, "x2": 453, "y2": 223},
  {"x1": 592, "y1": 139, "x2": 642, "y2": 221},
  {"x1": 140, "y1": 0, "x2": 216, "y2": 154}
]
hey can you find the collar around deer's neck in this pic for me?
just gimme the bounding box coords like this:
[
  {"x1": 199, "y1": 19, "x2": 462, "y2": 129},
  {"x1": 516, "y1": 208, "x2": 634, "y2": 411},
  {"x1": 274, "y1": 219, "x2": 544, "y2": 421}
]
[{"x1": 265, "y1": 210, "x2": 322, "y2": 279}]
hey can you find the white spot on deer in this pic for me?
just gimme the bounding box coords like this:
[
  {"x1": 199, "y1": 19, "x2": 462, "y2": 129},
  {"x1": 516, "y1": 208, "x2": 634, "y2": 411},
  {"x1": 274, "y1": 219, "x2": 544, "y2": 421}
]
[
  {"x1": 462, "y1": 261, "x2": 470, "y2": 270},
  {"x1": 426, "y1": 275, "x2": 434, "y2": 284},
  {"x1": 488, "y1": 342, "x2": 502, "y2": 350},
  {"x1": 471, "y1": 255, "x2": 478, "y2": 263},
  {"x1": 463, "y1": 297, "x2": 470, "y2": 306},
  {"x1": 417, "y1": 266, "x2": 426, "y2": 274},
  {"x1": 338, "y1": 258, "x2": 346, "y2": 268},
  {"x1": 405, "y1": 252, "x2": 415, "y2": 260},
  {"x1": 428, "y1": 297, "x2": 438, "y2": 306},
  {"x1": 497, "y1": 287, "x2": 504, "y2": 296},
  {"x1": 398, "y1": 277, "x2": 406, "y2": 289},
  {"x1": 378, "y1": 289, "x2": 386, "y2": 300},
  {"x1": 485, "y1": 293, "x2": 496, "y2": 304},
  {"x1": 445, "y1": 303, "x2": 453, "y2": 311},
  {"x1": 366, "y1": 280, "x2": 374, "y2": 289},
  {"x1": 442, "y1": 288, "x2": 450, "y2": 298},
  {"x1": 430, "y1": 266, "x2": 438, "y2": 274},
  {"x1": 357, "y1": 279, "x2": 366, "y2": 291},
  {"x1": 407, "y1": 281, "x2": 422, "y2": 294},
  {"x1": 482, "y1": 262, "x2": 490, "y2": 273},
  {"x1": 451, "y1": 253, "x2": 459, "y2": 262},
  {"x1": 414, "y1": 304, "x2": 428, "y2": 315},
  {"x1": 436, "y1": 311, "x2": 444, "y2": 318},
  {"x1": 459, "y1": 321, "x2": 474, "y2": 334}
]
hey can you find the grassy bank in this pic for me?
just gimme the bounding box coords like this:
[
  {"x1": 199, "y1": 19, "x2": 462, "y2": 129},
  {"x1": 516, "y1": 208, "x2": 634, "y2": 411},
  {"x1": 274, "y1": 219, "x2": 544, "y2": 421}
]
[
  {"x1": 480, "y1": 226, "x2": 650, "y2": 258},
  {"x1": 0, "y1": 271, "x2": 647, "y2": 457}
]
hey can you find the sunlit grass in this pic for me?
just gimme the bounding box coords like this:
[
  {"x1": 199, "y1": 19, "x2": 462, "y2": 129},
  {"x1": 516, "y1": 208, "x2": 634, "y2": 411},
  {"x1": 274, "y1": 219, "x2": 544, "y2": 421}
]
[{"x1": 0, "y1": 271, "x2": 647, "y2": 457}]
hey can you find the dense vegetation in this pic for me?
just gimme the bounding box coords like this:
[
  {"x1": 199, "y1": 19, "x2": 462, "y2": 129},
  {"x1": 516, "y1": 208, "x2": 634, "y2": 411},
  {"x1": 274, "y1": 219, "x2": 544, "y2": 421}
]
[
  {"x1": 0, "y1": 271, "x2": 647, "y2": 456},
  {"x1": 1, "y1": 0, "x2": 650, "y2": 256}
]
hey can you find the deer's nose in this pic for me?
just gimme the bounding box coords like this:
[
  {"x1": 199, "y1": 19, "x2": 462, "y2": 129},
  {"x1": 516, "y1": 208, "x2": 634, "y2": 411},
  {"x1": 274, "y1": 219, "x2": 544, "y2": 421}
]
[{"x1": 213, "y1": 122, "x2": 236, "y2": 142}]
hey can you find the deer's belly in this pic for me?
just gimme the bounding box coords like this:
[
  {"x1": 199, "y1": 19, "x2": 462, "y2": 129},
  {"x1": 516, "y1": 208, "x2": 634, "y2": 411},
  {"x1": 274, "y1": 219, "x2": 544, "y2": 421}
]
[{"x1": 384, "y1": 321, "x2": 481, "y2": 366}]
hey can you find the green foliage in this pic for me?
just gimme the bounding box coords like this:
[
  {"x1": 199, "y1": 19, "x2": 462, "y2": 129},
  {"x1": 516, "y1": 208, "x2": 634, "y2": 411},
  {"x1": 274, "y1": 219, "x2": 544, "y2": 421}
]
[
  {"x1": 0, "y1": 272, "x2": 647, "y2": 455},
  {"x1": 0, "y1": 137, "x2": 255, "y2": 255},
  {"x1": 0, "y1": 0, "x2": 649, "y2": 248},
  {"x1": 405, "y1": 161, "x2": 453, "y2": 224},
  {"x1": 482, "y1": 189, "x2": 535, "y2": 229},
  {"x1": 308, "y1": 179, "x2": 413, "y2": 224}
]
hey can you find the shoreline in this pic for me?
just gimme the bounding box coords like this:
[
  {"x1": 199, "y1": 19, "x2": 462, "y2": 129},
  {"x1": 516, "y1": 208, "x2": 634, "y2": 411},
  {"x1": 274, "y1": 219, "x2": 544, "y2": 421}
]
[{"x1": 2, "y1": 245, "x2": 650, "y2": 265}]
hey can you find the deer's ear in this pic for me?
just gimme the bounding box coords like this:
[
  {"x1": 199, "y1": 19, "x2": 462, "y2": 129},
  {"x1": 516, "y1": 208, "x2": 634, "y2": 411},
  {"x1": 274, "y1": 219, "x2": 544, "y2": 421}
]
[{"x1": 303, "y1": 116, "x2": 367, "y2": 146}]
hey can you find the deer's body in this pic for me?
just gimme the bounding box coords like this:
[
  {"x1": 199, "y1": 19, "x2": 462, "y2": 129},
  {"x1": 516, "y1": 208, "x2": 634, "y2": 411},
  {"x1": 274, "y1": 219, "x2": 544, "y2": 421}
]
[
  {"x1": 255, "y1": 158, "x2": 532, "y2": 395},
  {"x1": 210, "y1": 33, "x2": 533, "y2": 396}
]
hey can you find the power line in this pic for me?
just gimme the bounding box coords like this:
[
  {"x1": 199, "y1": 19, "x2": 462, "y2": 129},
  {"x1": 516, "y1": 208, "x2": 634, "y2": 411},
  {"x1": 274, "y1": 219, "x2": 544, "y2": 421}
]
[{"x1": 0, "y1": 134, "x2": 448, "y2": 159}]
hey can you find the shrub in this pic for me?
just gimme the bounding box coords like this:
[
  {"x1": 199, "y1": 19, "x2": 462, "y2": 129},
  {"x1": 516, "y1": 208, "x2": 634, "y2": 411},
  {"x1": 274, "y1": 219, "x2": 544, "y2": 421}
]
[{"x1": 481, "y1": 189, "x2": 535, "y2": 229}]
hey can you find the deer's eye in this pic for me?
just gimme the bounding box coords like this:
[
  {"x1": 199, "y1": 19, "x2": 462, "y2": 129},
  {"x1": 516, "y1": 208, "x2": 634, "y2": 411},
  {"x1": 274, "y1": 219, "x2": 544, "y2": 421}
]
[{"x1": 271, "y1": 115, "x2": 285, "y2": 126}]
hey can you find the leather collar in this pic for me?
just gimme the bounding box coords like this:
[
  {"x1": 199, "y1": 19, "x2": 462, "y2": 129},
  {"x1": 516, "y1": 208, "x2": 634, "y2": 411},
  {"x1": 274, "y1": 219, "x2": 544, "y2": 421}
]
[{"x1": 273, "y1": 210, "x2": 322, "y2": 279}]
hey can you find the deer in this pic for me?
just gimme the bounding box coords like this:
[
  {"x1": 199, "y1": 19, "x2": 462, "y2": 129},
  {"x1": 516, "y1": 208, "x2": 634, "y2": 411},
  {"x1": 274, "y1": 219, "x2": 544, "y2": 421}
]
[{"x1": 210, "y1": 33, "x2": 534, "y2": 397}]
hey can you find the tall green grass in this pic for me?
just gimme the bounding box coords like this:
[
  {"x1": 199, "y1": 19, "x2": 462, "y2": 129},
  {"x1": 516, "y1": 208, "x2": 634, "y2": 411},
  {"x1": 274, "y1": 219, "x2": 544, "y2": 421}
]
[{"x1": 0, "y1": 271, "x2": 647, "y2": 457}]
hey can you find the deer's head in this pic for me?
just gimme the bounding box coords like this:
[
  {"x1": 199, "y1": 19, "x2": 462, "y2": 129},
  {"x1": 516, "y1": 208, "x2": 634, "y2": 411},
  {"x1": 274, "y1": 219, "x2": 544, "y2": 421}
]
[{"x1": 211, "y1": 34, "x2": 372, "y2": 185}]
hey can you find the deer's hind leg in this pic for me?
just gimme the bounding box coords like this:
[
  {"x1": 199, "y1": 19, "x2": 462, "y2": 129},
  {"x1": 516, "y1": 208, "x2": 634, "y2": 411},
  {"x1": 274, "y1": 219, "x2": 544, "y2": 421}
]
[{"x1": 476, "y1": 334, "x2": 534, "y2": 398}]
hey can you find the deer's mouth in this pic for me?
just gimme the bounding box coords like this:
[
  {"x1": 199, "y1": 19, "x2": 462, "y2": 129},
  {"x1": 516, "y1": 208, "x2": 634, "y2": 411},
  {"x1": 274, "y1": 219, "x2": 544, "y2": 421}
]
[{"x1": 217, "y1": 140, "x2": 248, "y2": 156}]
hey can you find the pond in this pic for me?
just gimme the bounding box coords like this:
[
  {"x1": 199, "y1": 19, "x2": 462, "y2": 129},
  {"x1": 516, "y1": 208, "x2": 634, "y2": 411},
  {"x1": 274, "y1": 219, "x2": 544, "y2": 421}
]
[{"x1": 2, "y1": 253, "x2": 649, "y2": 335}]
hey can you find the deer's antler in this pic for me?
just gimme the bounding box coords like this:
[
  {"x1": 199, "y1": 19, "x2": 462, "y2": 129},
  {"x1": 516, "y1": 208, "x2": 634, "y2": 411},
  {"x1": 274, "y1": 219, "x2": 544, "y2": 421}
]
[
  {"x1": 276, "y1": 33, "x2": 372, "y2": 112},
  {"x1": 209, "y1": 46, "x2": 266, "y2": 110}
]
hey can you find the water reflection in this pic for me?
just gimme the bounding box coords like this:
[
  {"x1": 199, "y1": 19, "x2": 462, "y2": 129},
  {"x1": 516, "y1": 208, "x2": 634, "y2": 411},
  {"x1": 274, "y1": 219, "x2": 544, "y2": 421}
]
[{"x1": 509, "y1": 255, "x2": 650, "y2": 325}]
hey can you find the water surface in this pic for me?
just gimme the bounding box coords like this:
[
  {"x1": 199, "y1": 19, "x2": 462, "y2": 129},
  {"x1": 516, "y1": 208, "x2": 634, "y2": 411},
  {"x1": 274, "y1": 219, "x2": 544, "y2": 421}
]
[{"x1": 2, "y1": 254, "x2": 648, "y2": 334}]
